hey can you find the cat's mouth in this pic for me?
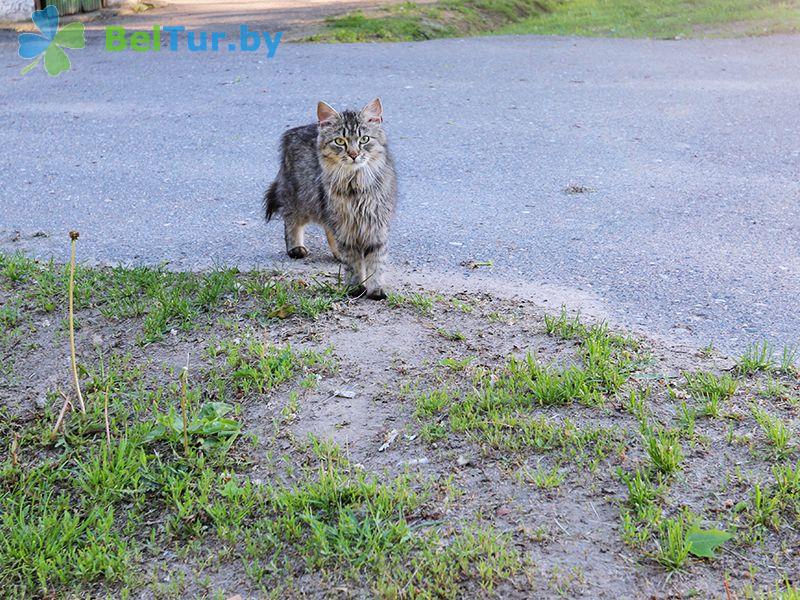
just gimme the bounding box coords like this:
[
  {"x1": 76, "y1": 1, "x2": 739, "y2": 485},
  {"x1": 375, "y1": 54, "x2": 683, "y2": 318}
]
[{"x1": 344, "y1": 155, "x2": 368, "y2": 168}]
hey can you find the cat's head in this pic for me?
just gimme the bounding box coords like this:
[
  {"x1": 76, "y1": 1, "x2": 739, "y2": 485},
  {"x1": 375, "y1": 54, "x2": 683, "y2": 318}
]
[{"x1": 316, "y1": 98, "x2": 387, "y2": 170}]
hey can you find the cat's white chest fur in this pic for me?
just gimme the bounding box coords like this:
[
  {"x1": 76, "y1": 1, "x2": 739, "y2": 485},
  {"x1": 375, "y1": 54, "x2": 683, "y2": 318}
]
[{"x1": 327, "y1": 170, "x2": 388, "y2": 249}]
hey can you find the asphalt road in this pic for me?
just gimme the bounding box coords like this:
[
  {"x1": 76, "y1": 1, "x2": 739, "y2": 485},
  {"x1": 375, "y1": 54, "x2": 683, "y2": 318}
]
[{"x1": 2, "y1": 31, "x2": 799, "y2": 354}]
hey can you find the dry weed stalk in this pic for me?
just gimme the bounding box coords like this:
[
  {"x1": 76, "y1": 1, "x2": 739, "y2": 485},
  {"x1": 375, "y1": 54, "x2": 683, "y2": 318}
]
[
  {"x1": 68, "y1": 231, "x2": 85, "y2": 414},
  {"x1": 723, "y1": 577, "x2": 734, "y2": 600},
  {"x1": 53, "y1": 389, "x2": 72, "y2": 434},
  {"x1": 104, "y1": 384, "x2": 112, "y2": 445},
  {"x1": 10, "y1": 432, "x2": 19, "y2": 467},
  {"x1": 180, "y1": 366, "x2": 190, "y2": 457}
]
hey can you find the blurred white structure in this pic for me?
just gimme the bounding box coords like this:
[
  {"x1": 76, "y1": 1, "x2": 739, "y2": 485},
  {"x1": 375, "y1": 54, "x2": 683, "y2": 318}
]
[
  {"x1": 0, "y1": 0, "x2": 31, "y2": 21},
  {"x1": 0, "y1": 0, "x2": 127, "y2": 22}
]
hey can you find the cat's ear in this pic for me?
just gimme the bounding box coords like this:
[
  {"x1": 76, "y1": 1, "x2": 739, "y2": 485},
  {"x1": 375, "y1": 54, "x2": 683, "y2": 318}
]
[
  {"x1": 361, "y1": 97, "x2": 383, "y2": 123},
  {"x1": 317, "y1": 101, "x2": 339, "y2": 126}
]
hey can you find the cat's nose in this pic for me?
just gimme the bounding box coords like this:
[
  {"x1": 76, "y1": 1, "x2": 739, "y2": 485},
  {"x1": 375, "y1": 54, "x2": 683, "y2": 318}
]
[{"x1": 347, "y1": 150, "x2": 359, "y2": 160}]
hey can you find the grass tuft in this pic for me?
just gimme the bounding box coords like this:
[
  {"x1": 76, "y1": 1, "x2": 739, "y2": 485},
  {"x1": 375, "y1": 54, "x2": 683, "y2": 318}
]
[
  {"x1": 654, "y1": 515, "x2": 691, "y2": 572},
  {"x1": 310, "y1": 0, "x2": 800, "y2": 43},
  {"x1": 750, "y1": 404, "x2": 793, "y2": 457},
  {"x1": 684, "y1": 370, "x2": 737, "y2": 417},
  {"x1": 642, "y1": 426, "x2": 683, "y2": 476},
  {"x1": 737, "y1": 341, "x2": 775, "y2": 375}
]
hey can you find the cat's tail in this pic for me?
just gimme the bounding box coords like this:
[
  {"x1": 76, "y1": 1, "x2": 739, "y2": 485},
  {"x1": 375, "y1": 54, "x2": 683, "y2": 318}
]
[{"x1": 264, "y1": 180, "x2": 281, "y2": 222}]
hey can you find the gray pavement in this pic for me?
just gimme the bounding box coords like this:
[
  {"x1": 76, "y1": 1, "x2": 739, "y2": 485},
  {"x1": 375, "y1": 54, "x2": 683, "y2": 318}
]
[{"x1": 1, "y1": 31, "x2": 799, "y2": 354}]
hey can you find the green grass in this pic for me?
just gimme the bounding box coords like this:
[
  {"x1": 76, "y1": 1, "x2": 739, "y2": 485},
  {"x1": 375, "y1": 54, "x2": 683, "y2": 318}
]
[
  {"x1": 0, "y1": 301, "x2": 21, "y2": 329},
  {"x1": 517, "y1": 464, "x2": 566, "y2": 489},
  {"x1": 0, "y1": 253, "x2": 348, "y2": 344},
  {"x1": 2, "y1": 250, "x2": 798, "y2": 594},
  {"x1": 760, "y1": 377, "x2": 790, "y2": 400},
  {"x1": 0, "y1": 256, "x2": 346, "y2": 597},
  {"x1": 0, "y1": 252, "x2": 529, "y2": 597},
  {"x1": 450, "y1": 298, "x2": 474, "y2": 313},
  {"x1": 642, "y1": 426, "x2": 684, "y2": 476},
  {"x1": 310, "y1": 0, "x2": 800, "y2": 43},
  {"x1": 618, "y1": 464, "x2": 710, "y2": 571},
  {"x1": 677, "y1": 401, "x2": 696, "y2": 437},
  {"x1": 311, "y1": 0, "x2": 546, "y2": 43},
  {"x1": 746, "y1": 462, "x2": 799, "y2": 533},
  {"x1": 684, "y1": 370, "x2": 737, "y2": 400},
  {"x1": 738, "y1": 340, "x2": 776, "y2": 375},
  {"x1": 243, "y1": 438, "x2": 525, "y2": 596},
  {"x1": 438, "y1": 327, "x2": 466, "y2": 341},
  {"x1": 750, "y1": 482, "x2": 782, "y2": 530},
  {"x1": 624, "y1": 387, "x2": 650, "y2": 422},
  {"x1": 544, "y1": 307, "x2": 586, "y2": 339},
  {"x1": 2, "y1": 415, "x2": 155, "y2": 594},
  {"x1": 254, "y1": 443, "x2": 424, "y2": 572},
  {"x1": 765, "y1": 583, "x2": 800, "y2": 599},
  {"x1": 415, "y1": 314, "x2": 637, "y2": 462},
  {"x1": 0, "y1": 347, "x2": 521, "y2": 597},
  {"x1": 208, "y1": 336, "x2": 332, "y2": 395},
  {"x1": 622, "y1": 469, "x2": 660, "y2": 518},
  {"x1": 779, "y1": 345, "x2": 798, "y2": 374},
  {"x1": 374, "y1": 525, "x2": 524, "y2": 597},
  {"x1": 653, "y1": 514, "x2": 692, "y2": 572},
  {"x1": 683, "y1": 370, "x2": 737, "y2": 417},
  {"x1": 414, "y1": 387, "x2": 453, "y2": 418},
  {"x1": 750, "y1": 404, "x2": 793, "y2": 458},
  {"x1": 439, "y1": 355, "x2": 474, "y2": 371},
  {"x1": 1, "y1": 486, "x2": 132, "y2": 594},
  {"x1": 498, "y1": 0, "x2": 800, "y2": 38},
  {"x1": 387, "y1": 291, "x2": 438, "y2": 315}
]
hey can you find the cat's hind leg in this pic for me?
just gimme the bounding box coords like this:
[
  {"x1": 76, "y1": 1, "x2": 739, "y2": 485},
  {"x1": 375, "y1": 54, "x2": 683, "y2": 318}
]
[{"x1": 284, "y1": 214, "x2": 309, "y2": 259}]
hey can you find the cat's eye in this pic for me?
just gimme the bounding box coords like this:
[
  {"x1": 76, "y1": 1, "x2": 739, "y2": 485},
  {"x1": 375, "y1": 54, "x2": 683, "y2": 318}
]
[
  {"x1": 360, "y1": 135, "x2": 370, "y2": 144},
  {"x1": 333, "y1": 137, "x2": 346, "y2": 146}
]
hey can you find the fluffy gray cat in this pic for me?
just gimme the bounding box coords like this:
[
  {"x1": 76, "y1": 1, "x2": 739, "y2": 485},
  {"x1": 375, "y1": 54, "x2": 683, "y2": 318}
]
[{"x1": 264, "y1": 98, "x2": 397, "y2": 300}]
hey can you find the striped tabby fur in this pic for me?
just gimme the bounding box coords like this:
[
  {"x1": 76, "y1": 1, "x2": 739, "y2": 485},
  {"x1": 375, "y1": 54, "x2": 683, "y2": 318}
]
[{"x1": 264, "y1": 98, "x2": 397, "y2": 299}]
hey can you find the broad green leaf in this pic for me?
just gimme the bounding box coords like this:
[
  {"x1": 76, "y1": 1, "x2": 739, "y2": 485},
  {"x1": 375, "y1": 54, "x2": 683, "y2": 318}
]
[
  {"x1": 198, "y1": 402, "x2": 233, "y2": 420},
  {"x1": 54, "y1": 22, "x2": 85, "y2": 49},
  {"x1": 143, "y1": 424, "x2": 167, "y2": 442},
  {"x1": 686, "y1": 527, "x2": 732, "y2": 558},
  {"x1": 199, "y1": 418, "x2": 240, "y2": 436},
  {"x1": 44, "y1": 44, "x2": 70, "y2": 76},
  {"x1": 145, "y1": 403, "x2": 240, "y2": 451},
  {"x1": 170, "y1": 416, "x2": 185, "y2": 433}
]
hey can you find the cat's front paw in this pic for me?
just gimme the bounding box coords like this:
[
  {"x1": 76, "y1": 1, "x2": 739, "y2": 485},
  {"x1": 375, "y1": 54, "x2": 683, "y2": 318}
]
[
  {"x1": 346, "y1": 284, "x2": 366, "y2": 298},
  {"x1": 287, "y1": 246, "x2": 309, "y2": 259},
  {"x1": 366, "y1": 288, "x2": 387, "y2": 301}
]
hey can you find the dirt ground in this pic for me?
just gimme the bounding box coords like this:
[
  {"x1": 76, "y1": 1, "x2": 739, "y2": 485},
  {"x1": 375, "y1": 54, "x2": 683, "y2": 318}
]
[{"x1": 1, "y1": 251, "x2": 798, "y2": 599}]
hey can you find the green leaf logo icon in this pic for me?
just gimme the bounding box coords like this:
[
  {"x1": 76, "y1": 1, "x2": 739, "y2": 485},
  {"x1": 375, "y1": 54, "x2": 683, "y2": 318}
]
[{"x1": 18, "y1": 5, "x2": 85, "y2": 76}]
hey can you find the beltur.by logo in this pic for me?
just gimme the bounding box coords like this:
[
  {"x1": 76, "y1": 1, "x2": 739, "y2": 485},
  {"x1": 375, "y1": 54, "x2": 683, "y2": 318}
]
[
  {"x1": 16, "y1": 9, "x2": 283, "y2": 76},
  {"x1": 18, "y1": 5, "x2": 85, "y2": 76},
  {"x1": 105, "y1": 25, "x2": 283, "y2": 58}
]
